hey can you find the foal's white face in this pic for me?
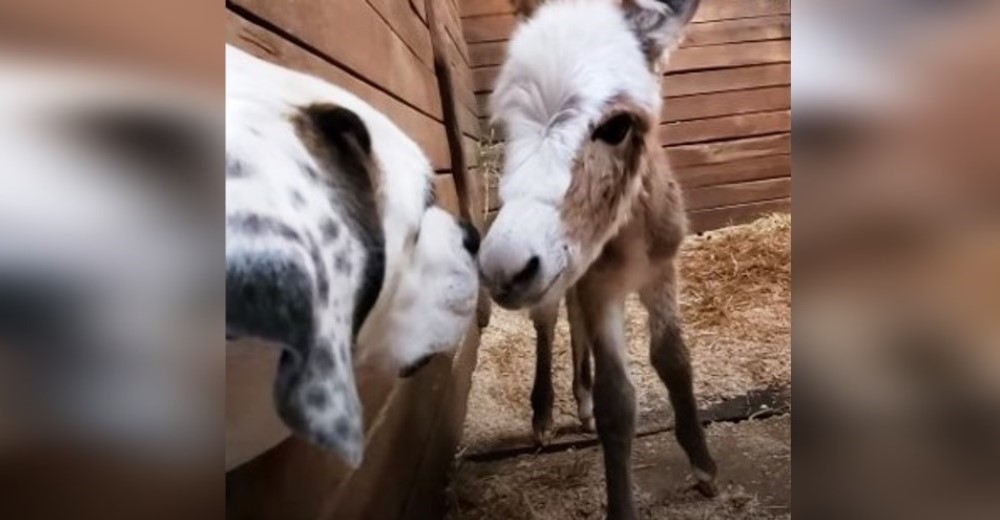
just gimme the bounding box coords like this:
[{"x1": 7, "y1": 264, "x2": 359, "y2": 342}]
[{"x1": 479, "y1": 0, "x2": 699, "y2": 309}]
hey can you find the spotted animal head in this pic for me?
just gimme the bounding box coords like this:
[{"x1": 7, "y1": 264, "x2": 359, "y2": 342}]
[
  {"x1": 225, "y1": 46, "x2": 479, "y2": 466},
  {"x1": 478, "y1": 0, "x2": 699, "y2": 308}
]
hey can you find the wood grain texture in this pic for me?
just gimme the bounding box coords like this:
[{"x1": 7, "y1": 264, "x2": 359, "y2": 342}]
[
  {"x1": 682, "y1": 15, "x2": 790, "y2": 46},
  {"x1": 667, "y1": 39, "x2": 790, "y2": 72},
  {"x1": 667, "y1": 133, "x2": 791, "y2": 167},
  {"x1": 689, "y1": 198, "x2": 790, "y2": 233},
  {"x1": 663, "y1": 63, "x2": 791, "y2": 97},
  {"x1": 675, "y1": 154, "x2": 790, "y2": 189},
  {"x1": 684, "y1": 176, "x2": 791, "y2": 211},
  {"x1": 227, "y1": 11, "x2": 452, "y2": 171},
  {"x1": 659, "y1": 109, "x2": 790, "y2": 145},
  {"x1": 232, "y1": 0, "x2": 443, "y2": 119},
  {"x1": 662, "y1": 86, "x2": 790, "y2": 122},
  {"x1": 367, "y1": 0, "x2": 435, "y2": 68}
]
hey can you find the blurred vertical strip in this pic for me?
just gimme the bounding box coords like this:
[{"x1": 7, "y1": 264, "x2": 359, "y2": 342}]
[
  {"x1": 0, "y1": 0, "x2": 223, "y2": 518},
  {"x1": 794, "y1": 0, "x2": 1000, "y2": 518}
]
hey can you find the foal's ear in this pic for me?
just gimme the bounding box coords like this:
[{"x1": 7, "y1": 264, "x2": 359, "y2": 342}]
[
  {"x1": 510, "y1": 0, "x2": 543, "y2": 19},
  {"x1": 622, "y1": 0, "x2": 701, "y2": 63}
]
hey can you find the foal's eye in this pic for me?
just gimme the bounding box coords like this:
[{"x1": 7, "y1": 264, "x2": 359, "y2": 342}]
[{"x1": 591, "y1": 113, "x2": 633, "y2": 145}]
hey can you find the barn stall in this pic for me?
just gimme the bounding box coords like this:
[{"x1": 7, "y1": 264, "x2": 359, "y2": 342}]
[{"x1": 225, "y1": 1, "x2": 790, "y2": 519}]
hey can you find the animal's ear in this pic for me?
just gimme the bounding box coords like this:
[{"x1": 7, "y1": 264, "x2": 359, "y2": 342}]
[
  {"x1": 301, "y1": 103, "x2": 372, "y2": 157},
  {"x1": 510, "y1": 0, "x2": 543, "y2": 19},
  {"x1": 273, "y1": 336, "x2": 365, "y2": 467},
  {"x1": 622, "y1": 0, "x2": 701, "y2": 63}
]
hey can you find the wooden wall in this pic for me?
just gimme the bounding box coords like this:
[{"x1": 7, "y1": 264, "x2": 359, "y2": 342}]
[
  {"x1": 461, "y1": 0, "x2": 791, "y2": 232},
  {"x1": 225, "y1": 1, "x2": 484, "y2": 519}
]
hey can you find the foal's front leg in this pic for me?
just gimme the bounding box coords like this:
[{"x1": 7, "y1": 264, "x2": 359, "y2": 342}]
[
  {"x1": 640, "y1": 267, "x2": 718, "y2": 497},
  {"x1": 578, "y1": 278, "x2": 637, "y2": 520},
  {"x1": 566, "y1": 287, "x2": 595, "y2": 432},
  {"x1": 529, "y1": 301, "x2": 558, "y2": 444}
]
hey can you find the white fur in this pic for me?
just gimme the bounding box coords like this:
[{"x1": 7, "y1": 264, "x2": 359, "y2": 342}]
[
  {"x1": 226, "y1": 46, "x2": 478, "y2": 465},
  {"x1": 481, "y1": 0, "x2": 666, "y2": 305}
]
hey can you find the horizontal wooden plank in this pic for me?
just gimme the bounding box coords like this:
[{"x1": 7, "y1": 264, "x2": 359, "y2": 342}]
[
  {"x1": 692, "y1": 0, "x2": 790, "y2": 23},
  {"x1": 367, "y1": 0, "x2": 434, "y2": 69},
  {"x1": 667, "y1": 39, "x2": 790, "y2": 73},
  {"x1": 667, "y1": 133, "x2": 791, "y2": 167},
  {"x1": 473, "y1": 65, "x2": 499, "y2": 93},
  {"x1": 675, "y1": 154, "x2": 790, "y2": 189},
  {"x1": 663, "y1": 63, "x2": 790, "y2": 97},
  {"x1": 659, "y1": 109, "x2": 790, "y2": 145},
  {"x1": 463, "y1": 13, "x2": 516, "y2": 43},
  {"x1": 476, "y1": 92, "x2": 491, "y2": 116},
  {"x1": 682, "y1": 15, "x2": 790, "y2": 47},
  {"x1": 232, "y1": 0, "x2": 444, "y2": 119},
  {"x1": 689, "y1": 197, "x2": 790, "y2": 233},
  {"x1": 468, "y1": 40, "x2": 506, "y2": 68},
  {"x1": 662, "y1": 85, "x2": 790, "y2": 122},
  {"x1": 460, "y1": 0, "x2": 514, "y2": 17},
  {"x1": 461, "y1": 0, "x2": 791, "y2": 23},
  {"x1": 227, "y1": 10, "x2": 452, "y2": 171},
  {"x1": 684, "y1": 176, "x2": 790, "y2": 211}
]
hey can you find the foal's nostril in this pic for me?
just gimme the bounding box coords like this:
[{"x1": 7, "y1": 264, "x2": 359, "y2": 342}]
[
  {"x1": 459, "y1": 220, "x2": 480, "y2": 255},
  {"x1": 510, "y1": 256, "x2": 540, "y2": 287}
]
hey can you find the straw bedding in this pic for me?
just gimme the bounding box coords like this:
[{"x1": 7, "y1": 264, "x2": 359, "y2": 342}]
[{"x1": 461, "y1": 213, "x2": 792, "y2": 449}]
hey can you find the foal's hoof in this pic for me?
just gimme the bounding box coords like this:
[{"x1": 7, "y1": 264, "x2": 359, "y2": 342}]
[
  {"x1": 532, "y1": 416, "x2": 554, "y2": 446},
  {"x1": 580, "y1": 416, "x2": 596, "y2": 433},
  {"x1": 693, "y1": 477, "x2": 718, "y2": 498}
]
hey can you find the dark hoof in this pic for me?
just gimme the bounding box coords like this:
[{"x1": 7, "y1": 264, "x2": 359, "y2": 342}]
[
  {"x1": 693, "y1": 477, "x2": 718, "y2": 498},
  {"x1": 532, "y1": 415, "x2": 554, "y2": 446}
]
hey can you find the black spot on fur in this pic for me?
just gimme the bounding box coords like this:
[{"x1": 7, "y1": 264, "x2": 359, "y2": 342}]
[
  {"x1": 352, "y1": 247, "x2": 383, "y2": 338},
  {"x1": 320, "y1": 219, "x2": 340, "y2": 242},
  {"x1": 307, "y1": 105, "x2": 371, "y2": 155},
  {"x1": 294, "y1": 104, "x2": 386, "y2": 340},
  {"x1": 227, "y1": 213, "x2": 302, "y2": 243},
  {"x1": 305, "y1": 387, "x2": 329, "y2": 408},
  {"x1": 312, "y1": 341, "x2": 337, "y2": 373},
  {"x1": 306, "y1": 235, "x2": 329, "y2": 303},
  {"x1": 334, "y1": 253, "x2": 352, "y2": 275},
  {"x1": 425, "y1": 183, "x2": 437, "y2": 208},
  {"x1": 227, "y1": 156, "x2": 248, "y2": 178},
  {"x1": 225, "y1": 254, "x2": 314, "y2": 352},
  {"x1": 290, "y1": 189, "x2": 307, "y2": 209},
  {"x1": 334, "y1": 417, "x2": 352, "y2": 439}
]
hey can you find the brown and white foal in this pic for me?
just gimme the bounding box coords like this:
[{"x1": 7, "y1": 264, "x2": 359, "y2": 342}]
[{"x1": 477, "y1": 1, "x2": 715, "y2": 517}]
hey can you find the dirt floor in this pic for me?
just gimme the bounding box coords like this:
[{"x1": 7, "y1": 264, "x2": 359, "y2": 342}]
[{"x1": 446, "y1": 214, "x2": 792, "y2": 518}]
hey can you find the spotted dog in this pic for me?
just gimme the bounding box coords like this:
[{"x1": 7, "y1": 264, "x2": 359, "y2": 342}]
[{"x1": 226, "y1": 46, "x2": 480, "y2": 467}]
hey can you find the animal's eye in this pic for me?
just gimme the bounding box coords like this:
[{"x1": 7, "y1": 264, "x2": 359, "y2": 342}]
[{"x1": 591, "y1": 113, "x2": 633, "y2": 145}]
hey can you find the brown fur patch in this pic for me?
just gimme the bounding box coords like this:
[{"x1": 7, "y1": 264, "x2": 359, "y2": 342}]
[
  {"x1": 290, "y1": 103, "x2": 383, "y2": 216},
  {"x1": 291, "y1": 103, "x2": 386, "y2": 336},
  {"x1": 511, "y1": 0, "x2": 544, "y2": 19},
  {"x1": 561, "y1": 99, "x2": 658, "y2": 261}
]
